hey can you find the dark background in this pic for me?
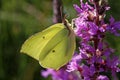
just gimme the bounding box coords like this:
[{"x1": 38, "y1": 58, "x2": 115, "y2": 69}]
[{"x1": 0, "y1": 0, "x2": 120, "y2": 80}]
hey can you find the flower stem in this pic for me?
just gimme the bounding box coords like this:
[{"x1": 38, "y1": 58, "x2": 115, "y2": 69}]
[{"x1": 53, "y1": 0, "x2": 63, "y2": 23}]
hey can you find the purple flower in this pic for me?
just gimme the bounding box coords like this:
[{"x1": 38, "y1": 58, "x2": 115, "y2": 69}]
[
  {"x1": 79, "y1": 48, "x2": 88, "y2": 59},
  {"x1": 103, "y1": 48, "x2": 114, "y2": 57},
  {"x1": 66, "y1": 52, "x2": 84, "y2": 73},
  {"x1": 81, "y1": 64, "x2": 96, "y2": 79},
  {"x1": 106, "y1": 56, "x2": 120, "y2": 72},
  {"x1": 88, "y1": 22, "x2": 98, "y2": 35},
  {"x1": 74, "y1": 0, "x2": 97, "y2": 41},
  {"x1": 41, "y1": 69, "x2": 56, "y2": 78},
  {"x1": 107, "y1": 16, "x2": 120, "y2": 36},
  {"x1": 74, "y1": 16, "x2": 90, "y2": 40},
  {"x1": 81, "y1": 42, "x2": 95, "y2": 52},
  {"x1": 42, "y1": 68, "x2": 80, "y2": 80},
  {"x1": 73, "y1": 0, "x2": 94, "y2": 14},
  {"x1": 90, "y1": 55, "x2": 103, "y2": 64},
  {"x1": 66, "y1": 60, "x2": 78, "y2": 72},
  {"x1": 97, "y1": 75, "x2": 109, "y2": 80}
]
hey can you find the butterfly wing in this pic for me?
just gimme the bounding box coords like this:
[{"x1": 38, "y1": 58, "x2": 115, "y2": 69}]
[
  {"x1": 20, "y1": 23, "x2": 76, "y2": 70},
  {"x1": 39, "y1": 25, "x2": 76, "y2": 70},
  {"x1": 39, "y1": 35, "x2": 75, "y2": 70},
  {"x1": 20, "y1": 23, "x2": 65, "y2": 60}
]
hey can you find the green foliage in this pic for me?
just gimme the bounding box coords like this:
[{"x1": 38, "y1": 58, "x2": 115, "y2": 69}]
[{"x1": 0, "y1": 0, "x2": 120, "y2": 80}]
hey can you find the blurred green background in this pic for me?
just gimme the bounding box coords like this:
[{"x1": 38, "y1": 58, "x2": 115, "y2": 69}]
[{"x1": 0, "y1": 0, "x2": 120, "y2": 80}]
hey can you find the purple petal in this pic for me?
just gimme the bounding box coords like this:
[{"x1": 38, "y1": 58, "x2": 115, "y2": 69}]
[{"x1": 97, "y1": 75, "x2": 109, "y2": 80}]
